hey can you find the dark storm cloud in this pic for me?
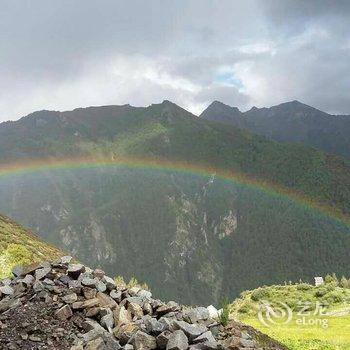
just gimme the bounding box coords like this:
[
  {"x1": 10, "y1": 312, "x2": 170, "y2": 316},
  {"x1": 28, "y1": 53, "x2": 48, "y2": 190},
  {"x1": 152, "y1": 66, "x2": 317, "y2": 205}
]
[{"x1": 0, "y1": 0, "x2": 349, "y2": 120}]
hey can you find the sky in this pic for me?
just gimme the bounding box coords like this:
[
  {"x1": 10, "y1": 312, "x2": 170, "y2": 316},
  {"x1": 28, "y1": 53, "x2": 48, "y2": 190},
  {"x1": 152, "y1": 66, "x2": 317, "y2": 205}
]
[{"x1": 1, "y1": 0, "x2": 350, "y2": 121}]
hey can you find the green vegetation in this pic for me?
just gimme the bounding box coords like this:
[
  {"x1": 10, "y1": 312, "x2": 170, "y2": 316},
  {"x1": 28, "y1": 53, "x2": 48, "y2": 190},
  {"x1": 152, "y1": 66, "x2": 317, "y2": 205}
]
[
  {"x1": 230, "y1": 278, "x2": 350, "y2": 350},
  {"x1": 0, "y1": 214, "x2": 63, "y2": 279},
  {"x1": 219, "y1": 297, "x2": 230, "y2": 326},
  {"x1": 0, "y1": 102, "x2": 349, "y2": 305},
  {"x1": 114, "y1": 275, "x2": 149, "y2": 291}
]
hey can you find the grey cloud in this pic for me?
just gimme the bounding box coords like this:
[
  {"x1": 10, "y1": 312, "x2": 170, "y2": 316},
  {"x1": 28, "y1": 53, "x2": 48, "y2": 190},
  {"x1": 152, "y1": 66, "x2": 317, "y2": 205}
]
[{"x1": 1, "y1": 0, "x2": 350, "y2": 120}]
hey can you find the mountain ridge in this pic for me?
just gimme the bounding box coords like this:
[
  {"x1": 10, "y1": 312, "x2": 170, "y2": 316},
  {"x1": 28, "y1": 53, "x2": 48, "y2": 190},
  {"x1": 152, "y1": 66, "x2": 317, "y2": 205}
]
[
  {"x1": 200, "y1": 100, "x2": 350, "y2": 159},
  {"x1": 0, "y1": 100, "x2": 349, "y2": 304}
]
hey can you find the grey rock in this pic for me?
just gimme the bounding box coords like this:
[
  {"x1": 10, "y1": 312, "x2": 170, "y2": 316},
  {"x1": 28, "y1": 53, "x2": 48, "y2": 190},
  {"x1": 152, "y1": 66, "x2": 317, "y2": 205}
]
[
  {"x1": 35, "y1": 267, "x2": 51, "y2": 280},
  {"x1": 110, "y1": 289, "x2": 122, "y2": 302},
  {"x1": 124, "y1": 345, "x2": 134, "y2": 350},
  {"x1": 67, "y1": 264, "x2": 85, "y2": 279},
  {"x1": 145, "y1": 317, "x2": 165, "y2": 335},
  {"x1": 62, "y1": 293, "x2": 78, "y2": 304},
  {"x1": 83, "y1": 287, "x2": 98, "y2": 299},
  {"x1": 85, "y1": 337, "x2": 105, "y2": 350},
  {"x1": 96, "y1": 281, "x2": 107, "y2": 293},
  {"x1": 0, "y1": 285, "x2": 14, "y2": 295},
  {"x1": 137, "y1": 289, "x2": 152, "y2": 299},
  {"x1": 60, "y1": 256, "x2": 73, "y2": 264},
  {"x1": 143, "y1": 302, "x2": 153, "y2": 315},
  {"x1": 239, "y1": 338, "x2": 256, "y2": 348},
  {"x1": 102, "y1": 276, "x2": 116, "y2": 290},
  {"x1": 93, "y1": 268, "x2": 105, "y2": 279},
  {"x1": 174, "y1": 320, "x2": 207, "y2": 340},
  {"x1": 193, "y1": 331, "x2": 216, "y2": 344},
  {"x1": 159, "y1": 317, "x2": 176, "y2": 332},
  {"x1": 187, "y1": 307, "x2": 209, "y2": 323},
  {"x1": 166, "y1": 330, "x2": 188, "y2": 350},
  {"x1": 101, "y1": 310, "x2": 115, "y2": 332},
  {"x1": 128, "y1": 287, "x2": 141, "y2": 296},
  {"x1": 132, "y1": 330, "x2": 157, "y2": 350},
  {"x1": 156, "y1": 331, "x2": 172, "y2": 349},
  {"x1": 82, "y1": 277, "x2": 98, "y2": 287},
  {"x1": 55, "y1": 304, "x2": 73, "y2": 320},
  {"x1": 128, "y1": 302, "x2": 144, "y2": 319}
]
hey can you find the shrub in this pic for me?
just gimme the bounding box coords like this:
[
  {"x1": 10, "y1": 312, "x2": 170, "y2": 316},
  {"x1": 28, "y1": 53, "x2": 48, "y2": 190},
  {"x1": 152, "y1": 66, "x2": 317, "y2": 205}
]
[
  {"x1": 219, "y1": 297, "x2": 230, "y2": 326},
  {"x1": 251, "y1": 288, "x2": 269, "y2": 301},
  {"x1": 315, "y1": 287, "x2": 328, "y2": 297},
  {"x1": 339, "y1": 276, "x2": 350, "y2": 289},
  {"x1": 296, "y1": 283, "x2": 312, "y2": 291}
]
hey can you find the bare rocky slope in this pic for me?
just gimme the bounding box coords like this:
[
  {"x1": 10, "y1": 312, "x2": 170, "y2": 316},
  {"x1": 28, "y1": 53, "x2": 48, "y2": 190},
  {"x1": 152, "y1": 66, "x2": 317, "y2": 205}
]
[{"x1": 0, "y1": 257, "x2": 288, "y2": 350}]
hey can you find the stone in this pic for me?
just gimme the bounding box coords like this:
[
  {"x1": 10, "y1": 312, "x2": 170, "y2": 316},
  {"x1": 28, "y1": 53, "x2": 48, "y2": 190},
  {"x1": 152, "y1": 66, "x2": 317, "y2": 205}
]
[
  {"x1": 143, "y1": 302, "x2": 153, "y2": 315},
  {"x1": 70, "y1": 345, "x2": 84, "y2": 350},
  {"x1": 129, "y1": 287, "x2": 141, "y2": 296},
  {"x1": 82, "y1": 277, "x2": 98, "y2": 287},
  {"x1": 61, "y1": 256, "x2": 73, "y2": 264},
  {"x1": 85, "y1": 337, "x2": 105, "y2": 350},
  {"x1": 221, "y1": 336, "x2": 240, "y2": 349},
  {"x1": 72, "y1": 301, "x2": 84, "y2": 310},
  {"x1": 12, "y1": 262, "x2": 40, "y2": 277},
  {"x1": 193, "y1": 331, "x2": 216, "y2": 344},
  {"x1": 128, "y1": 302, "x2": 144, "y2": 319},
  {"x1": 132, "y1": 330, "x2": 157, "y2": 350},
  {"x1": 114, "y1": 305, "x2": 132, "y2": 326},
  {"x1": 67, "y1": 264, "x2": 85, "y2": 279},
  {"x1": 206, "y1": 306, "x2": 219, "y2": 319},
  {"x1": 138, "y1": 289, "x2": 152, "y2": 299},
  {"x1": 239, "y1": 338, "x2": 256, "y2": 348},
  {"x1": 125, "y1": 345, "x2": 134, "y2": 350},
  {"x1": 156, "y1": 331, "x2": 172, "y2": 349},
  {"x1": 174, "y1": 321, "x2": 207, "y2": 340},
  {"x1": 96, "y1": 292, "x2": 117, "y2": 309},
  {"x1": 82, "y1": 297, "x2": 100, "y2": 308},
  {"x1": 102, "y1": 275, "x2": 116, "y2": 290},
  {"x1": 34, "y1": 267, "x2": 52, "y2": 280},
  {"x1": 157, "y1": 301, "x2": 180, "y2": 315},
  {"x1": 0, "y1": 285, "x2": 14, "y2": 296},
  {"x1": 145, "y1": 317, "x2": 166, "y2": 335},
  {"x1": 93, "y1": 268, "x2": 105, "y2": 279},
  {"x1": 100, "y1": 310, "x2": 115, "y2": 332},
  {"x1": 21, "y1": 275, "x2": 35, "y2": 287},
  {"x1": 86, "y1": 307, "x2": 101, "y2": 317},
  {"x1": 55, "y1": 304, "x2": 73, "y2": 320},
  {"x1": 187, "y1": 307, "x2": 209, "y2": 323},
  {"x1": 83, "y1": 287, "x2": 97, "y2": 299},
  {"x1": 62, "y1": 293, "x2": 78, "y2": 304},
  {"x1": 96, "y1": 281, "x2": 107, "y2": 293},
  {"x1": 29, "y1": 334, "x2": 42, "y2": 342},
  {"x1": 166, "y1": 330, "x2": 188, "y2": 350},
  {"x1": 110, "y1": 289, "x2": 122, "y2": 302},
  {"x1": 113, "y1": 323, "x2": 139, "y2": 345}
]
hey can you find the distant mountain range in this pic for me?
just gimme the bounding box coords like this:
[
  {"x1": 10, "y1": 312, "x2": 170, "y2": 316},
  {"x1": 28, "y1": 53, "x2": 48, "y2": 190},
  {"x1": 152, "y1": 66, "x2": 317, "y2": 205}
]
[
  {"x1": 0, "y1": 100, "x2": 349, "y2": 305},
  {"x1": 200, "y1": 100, "x2": 350, "y2": 160}
]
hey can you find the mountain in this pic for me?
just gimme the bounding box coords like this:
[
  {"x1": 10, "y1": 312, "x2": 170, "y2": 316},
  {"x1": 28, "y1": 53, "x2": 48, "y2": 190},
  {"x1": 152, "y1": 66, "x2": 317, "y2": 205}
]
[
  {"x1": 200, "y1": 100, "x2": 350, "y2": 160},
  {"x1": 0, "y1": 214, "x2": 63, "y2": 278},
  {"x1": 0, "y1": 101, "x2": 349, "y2": 305}
]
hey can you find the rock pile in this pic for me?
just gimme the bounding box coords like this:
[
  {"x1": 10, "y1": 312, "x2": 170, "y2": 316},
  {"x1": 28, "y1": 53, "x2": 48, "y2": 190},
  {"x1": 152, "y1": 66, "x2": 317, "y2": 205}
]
[{"x1": 0, "y1": 258, "x2": 280, "y2": 350}]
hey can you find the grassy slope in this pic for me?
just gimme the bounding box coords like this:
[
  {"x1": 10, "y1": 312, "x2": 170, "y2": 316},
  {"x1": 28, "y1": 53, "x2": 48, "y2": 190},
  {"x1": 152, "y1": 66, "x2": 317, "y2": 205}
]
[
  {"x1": 230, "y1": 281, "x2": 350, "y2": 350},
  {"x1": 0, "y1": 214, "x2": 63, "y2": 278}
]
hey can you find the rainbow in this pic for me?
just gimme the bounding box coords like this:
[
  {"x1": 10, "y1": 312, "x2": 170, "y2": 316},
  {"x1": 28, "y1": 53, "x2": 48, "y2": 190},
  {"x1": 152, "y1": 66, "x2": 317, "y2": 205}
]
[{"x1": 0, "y1": 155, "x2": 349, "y2": 226}]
